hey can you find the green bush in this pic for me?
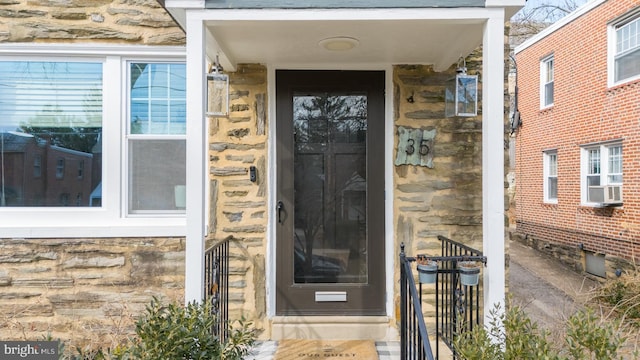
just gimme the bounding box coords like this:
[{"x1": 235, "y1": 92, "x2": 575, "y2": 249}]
[
  {"x1": 565, "y1": 309, "x2": 625, "y2": 360},
  {"x1": 54, "y1": 297, "x2": 256, "y2": 360},
  {"x1": 115, "y1": 297, "x2": 256, "y2": 360},
  {"x1": 454, "y1": 303, "x2": 554, "y2": 360},
  {"x1": 454, "y1": 302, "x2": 630, "y2": 360}
]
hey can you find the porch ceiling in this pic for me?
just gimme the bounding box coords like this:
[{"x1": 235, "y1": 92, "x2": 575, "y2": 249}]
[{"x1": 205, "y1": 19, "x2": 485, "y2": 71}]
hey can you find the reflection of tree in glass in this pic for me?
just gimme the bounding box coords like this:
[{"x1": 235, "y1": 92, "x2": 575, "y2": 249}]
[
  {"x1": 19, "y1": 86, "x2": 101, "y2": 154},
  {"x1": 294, "y1": 94, "x2": 366, "y2": 144},
  {"x1": 293, "y1": 94, "x2": 367, "y2": 279}
]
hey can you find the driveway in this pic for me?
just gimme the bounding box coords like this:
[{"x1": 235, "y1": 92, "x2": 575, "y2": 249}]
[{"x1": 508, "y1": 239, "x2": 599, "y2": 331}]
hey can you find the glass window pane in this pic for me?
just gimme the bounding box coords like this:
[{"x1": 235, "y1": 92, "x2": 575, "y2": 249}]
[
  {"x1": 608, "y1": 145, "x2": 622, "y2": 184},
  {"x1": 545, "y1": 82, "x2": 554, "y2": 106},
  {"x1": 548, "y1": 153, "x2": 557, "y2": 176},
  {"x1": 546, "y1": 59, "x2": 554, "y2": 82},
  {"x1": 615, "y1": 17, "x2": 640, "y2": 82},
  {"x1": 170, "y1": 64, "x2": 186, "y2": 98},
  {"x1": 548, "y1": 178, "x2": 557, "y2": 199},
  {"x1": 129, "y1": 62, "x2": 185, "y2": 135},
  {"x1": 149, "y1": 64, "x2": 168, "y2": 98},
  {"x1": 128, "y1": 139, "x2": 186, "y2": 213},
  {"x1": 588, "y1": 149, "x2": 600, "y2": 175},
  {"x1": 293, "y1": 93, "x2": 368, "y2": 284},
  {"x1": 615, "y1": 48, "x2": 640, "y2": 82},
  {"x1": 0, "y1": 61, "x2": 102, "y2": 207}
]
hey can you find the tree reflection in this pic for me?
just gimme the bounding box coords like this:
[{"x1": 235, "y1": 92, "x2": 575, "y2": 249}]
[{"x1": 293, "y1": 93, "x2": 368, "y2": 283}]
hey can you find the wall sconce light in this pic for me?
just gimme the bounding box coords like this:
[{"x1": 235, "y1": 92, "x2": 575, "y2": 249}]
[
  {"x1": 206, "y1": 55, "x2": 229, "y2": 117},
  {"x1": 445, "y1": 57, "x2": 478, "y2": 117}
]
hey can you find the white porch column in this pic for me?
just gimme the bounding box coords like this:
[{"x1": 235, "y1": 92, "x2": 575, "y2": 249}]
[
  {"x1": 482, "y1": 9, "x2": 506, "y2": 322},
  {"x1": 185, "y1": 13, "x2": 207, "y2": 303}
]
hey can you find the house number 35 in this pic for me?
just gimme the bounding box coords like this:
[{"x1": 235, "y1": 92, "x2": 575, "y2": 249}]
[{"x1": 405, "y1": 139, "x2": 430, "y2": 156}]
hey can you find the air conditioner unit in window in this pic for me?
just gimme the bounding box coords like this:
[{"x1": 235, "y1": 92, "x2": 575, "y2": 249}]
[{"x1": 588, "y1": 185, "x2": 623, "y2": 205}]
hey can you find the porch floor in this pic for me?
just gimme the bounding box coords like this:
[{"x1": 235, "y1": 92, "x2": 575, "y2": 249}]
[{"x1": 244, "y1": 340, "x2": 401, "y2": 359}]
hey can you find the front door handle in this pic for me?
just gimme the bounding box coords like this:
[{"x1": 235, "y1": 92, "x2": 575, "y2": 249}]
[{"x1": 277, "y1": 201, "x2": 284, "y2": 224}]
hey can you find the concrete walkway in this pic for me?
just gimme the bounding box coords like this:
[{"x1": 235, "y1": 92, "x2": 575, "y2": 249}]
[{"x1": 508, "y1": 239, "x2": 599, "y2": 331}]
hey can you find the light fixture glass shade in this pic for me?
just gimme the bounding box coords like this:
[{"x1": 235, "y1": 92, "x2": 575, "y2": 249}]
[
  {"x1": 445, "y1": 73, "x2": 478, "y2": 117},
  {"x1": 207, "y1": 71, "x2": 229, "y2": 117}
]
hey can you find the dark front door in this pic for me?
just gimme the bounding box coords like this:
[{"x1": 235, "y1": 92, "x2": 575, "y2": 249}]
[{"x1": 275, "y1": 70, "x2": 385, "y2": 315}]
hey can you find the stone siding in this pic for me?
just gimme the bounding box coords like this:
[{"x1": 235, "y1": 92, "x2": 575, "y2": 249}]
[
  {"x1": 393, "y1": 59, "x2": 484, "y2": 326},
  {"x1": 0, "y1": 237, "x2": 185, "y2": 347},
  {"x1": 0, "y1": 0, "x2": 184, "y2": 45},
  {"x1": 206, "y1": 63, "x2": 270, "y2": 336}
]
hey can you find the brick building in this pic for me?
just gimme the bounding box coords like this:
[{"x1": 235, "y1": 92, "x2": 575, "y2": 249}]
[{"x1": 514, "y1": 0, "x2": 640, "y2": 278}]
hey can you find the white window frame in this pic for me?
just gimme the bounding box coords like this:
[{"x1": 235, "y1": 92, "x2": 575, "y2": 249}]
[
  {"x1": 540, "y1": 55, "x2": 554, "y2": 108},
  {"x1": 543, "y1": 150, "x2": 558, "y2": 203},
  {"x1": 0, "y1": 44, "x2": 187, "y2": 238},
  {"x1": 608, "y1": 11, "x2": 640, "y2": 87},
  {"x1": 125, "y1": 61, "x2": 187, "y2": 216},
  {"x1": 580, "y1": 141, "x2": 623, "y2": 205}
]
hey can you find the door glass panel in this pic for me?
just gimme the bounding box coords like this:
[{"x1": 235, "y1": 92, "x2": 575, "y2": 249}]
[{"x1": 293, "y1": 93, "x2": 367, "y2": 284}]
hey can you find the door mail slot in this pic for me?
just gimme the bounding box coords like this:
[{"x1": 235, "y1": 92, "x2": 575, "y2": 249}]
[{"x1": 315, "y1": 291, "x2": 347, "y2": 302}]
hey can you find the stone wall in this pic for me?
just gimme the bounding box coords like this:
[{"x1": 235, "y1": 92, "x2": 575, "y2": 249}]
[
  {"x1": 206, "y1": 64, "x2": 270, "y2": 336},
  {"x1": 0, "y1": 0, "x2": 184, "y2": 45},
  {"x1": 393, "y1": 62, "x2": 484, "y2": 255},
  {"x1": 0, "y1": 237, "x2": 185, "y2": 347},
  {"x1": 392, "y1": 59, "x2": 485, "y2": 325}
]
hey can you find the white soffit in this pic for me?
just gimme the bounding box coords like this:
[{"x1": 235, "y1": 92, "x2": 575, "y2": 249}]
[
  {"x1": 166, "y1": 8, "x2": 503, "y2": 71},
  {"x1": 205, "y1": 18, "x2": 485, "y2": 70}
]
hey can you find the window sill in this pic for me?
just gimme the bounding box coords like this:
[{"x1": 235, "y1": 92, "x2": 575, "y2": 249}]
[
  {"x1": 538, "y1": 106, "x2": 554, "y2": 114},
  {"x1": 0, "y1": 214, "x2": 186, "y2": 238},
  {"x1": 577, "y1": 205, "x2": 624, "y2": 215},
  {"x1": 607, "y1": 77, "x2": 640, "y2": 93},
  {"x1": 541, "y1": 202, "x2": 558, "y2": 208}
]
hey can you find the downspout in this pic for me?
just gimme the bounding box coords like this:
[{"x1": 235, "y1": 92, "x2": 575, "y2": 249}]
[{"x1": 509, "y1": 54, "x2": 521, "y2": 135}]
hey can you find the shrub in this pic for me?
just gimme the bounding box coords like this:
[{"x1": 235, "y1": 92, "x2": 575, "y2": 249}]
[
  {"x1": 53, "y1": 297, "x2": 256, "y2": 360},
  {"x1": 454, "y1": 302, "x2": 629, "y2": 360},
  {"x1": 454, "y1": 302, "x2": 554, "y2": 360},
  {"x1": 115, "y1": 297, "x2": 256, "y2": 360}
]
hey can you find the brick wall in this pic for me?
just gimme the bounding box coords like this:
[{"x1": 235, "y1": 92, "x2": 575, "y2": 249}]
[{"x1": 514, "y1": 0, "x2": 640, "y2": 276}]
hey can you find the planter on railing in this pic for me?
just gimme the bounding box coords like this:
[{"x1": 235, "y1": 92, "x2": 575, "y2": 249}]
[
  {"x1": 416, "y1": 257, "x2": 438, "y2": 284},
  {"x1": 457, "y1": 261, "x2": 481, "y2": 286}
]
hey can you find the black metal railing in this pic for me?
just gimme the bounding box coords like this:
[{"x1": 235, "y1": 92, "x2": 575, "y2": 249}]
[
  {"x1": 204, "y1": 237, "x2": 230, "y2": 342},
  {"x1": 400, "y1": 245, "x2": 436, "y2": 360},
  {"x1": 401, "y1": 236, "x2": 487, "y2": 359},
  {"x1": 435, "y1": 235, "x2": 486, "y2": 359}
]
